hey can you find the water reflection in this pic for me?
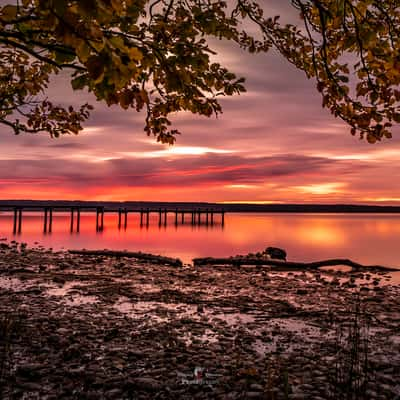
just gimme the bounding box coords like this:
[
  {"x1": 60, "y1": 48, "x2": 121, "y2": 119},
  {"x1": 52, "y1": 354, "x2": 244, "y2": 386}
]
[{"x1": 1, "y1": 212, "x2": 400, "y2": 267}]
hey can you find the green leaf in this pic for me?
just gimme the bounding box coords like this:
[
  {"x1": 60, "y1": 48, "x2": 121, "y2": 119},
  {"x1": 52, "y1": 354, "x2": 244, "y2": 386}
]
[{"x1": 71, "y1": 75, "x2": 88, "y2": 90}]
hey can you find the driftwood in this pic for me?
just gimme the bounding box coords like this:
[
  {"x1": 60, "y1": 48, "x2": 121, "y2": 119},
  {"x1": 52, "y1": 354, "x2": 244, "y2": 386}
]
[
  {"x1": 69, "y1": 249, "x2": 183, "y2": 267},
  {"x1": 192, "y1": 257, "x2": 399, "y2": 272}
]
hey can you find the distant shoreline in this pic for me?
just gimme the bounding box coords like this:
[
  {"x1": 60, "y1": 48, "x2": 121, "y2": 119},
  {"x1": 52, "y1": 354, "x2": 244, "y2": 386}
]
[{"x1": 1, "y1": 200, "x2": 400, "y2": 213}]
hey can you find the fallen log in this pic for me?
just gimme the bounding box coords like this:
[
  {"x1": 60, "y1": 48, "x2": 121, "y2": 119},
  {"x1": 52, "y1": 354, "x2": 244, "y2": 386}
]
[
  {"x1": 68, "y1": 249, "x2": 183, "y2": 267},
  {"x1": 192, "y1": 257, "x2": 399, "y2": 272}
]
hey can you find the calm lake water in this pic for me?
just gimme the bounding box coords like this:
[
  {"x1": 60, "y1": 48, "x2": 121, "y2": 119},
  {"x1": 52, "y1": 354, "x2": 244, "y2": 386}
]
[{"x1": 1, "y1": 212, "x2": 400, "y2": 269}]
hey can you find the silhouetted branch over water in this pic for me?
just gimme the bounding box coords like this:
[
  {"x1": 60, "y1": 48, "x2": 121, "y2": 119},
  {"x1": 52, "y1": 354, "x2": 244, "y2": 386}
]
[
  {"x1": 193, "y1": 257, "x2": 399, "y2": 272},
  {"x1": 69, "y1": 249, "x2": 183, "y2": 267}
]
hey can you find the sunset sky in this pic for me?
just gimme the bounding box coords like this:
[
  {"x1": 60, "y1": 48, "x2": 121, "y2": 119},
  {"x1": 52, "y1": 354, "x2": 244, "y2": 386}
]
[{"x1": 1, "y1": 2, "x2": 400, "y2": 204}]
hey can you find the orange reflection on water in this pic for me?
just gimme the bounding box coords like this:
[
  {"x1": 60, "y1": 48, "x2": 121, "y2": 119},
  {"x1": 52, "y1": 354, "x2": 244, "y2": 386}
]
[
  {"x1": 295, "y1": 223, "x2": 346, "y2": 246},
  {"x1": 0, "y1": 212, "x2": 400, "y2": 268},
  {"x1": 231, "y1": 215, "x2": 347, "y2": 247}
]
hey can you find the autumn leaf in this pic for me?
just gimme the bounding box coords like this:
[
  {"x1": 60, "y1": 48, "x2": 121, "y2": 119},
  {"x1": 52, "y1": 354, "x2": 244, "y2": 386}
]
[{"x1": 86, "y1": 56, "x2": 105, "y2": 83}]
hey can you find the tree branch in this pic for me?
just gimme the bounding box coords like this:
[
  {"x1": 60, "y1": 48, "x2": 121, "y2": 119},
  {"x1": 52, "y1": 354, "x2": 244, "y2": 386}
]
[{"x1": 0, "y1": 37, "x2": 85, "y2": 71}]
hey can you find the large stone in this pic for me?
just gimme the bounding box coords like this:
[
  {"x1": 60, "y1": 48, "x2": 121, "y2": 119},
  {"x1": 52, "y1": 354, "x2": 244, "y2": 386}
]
[{"x1": 265, "y1": 247, "x2": 287, "y2": 261}]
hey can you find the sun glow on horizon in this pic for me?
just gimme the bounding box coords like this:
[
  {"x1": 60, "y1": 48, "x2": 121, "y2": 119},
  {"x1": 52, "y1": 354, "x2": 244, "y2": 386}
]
[
  {"x1": 225, "y1": 184, "x2": 260, "y2": 189},
  {"x1": 219, "y1": 200, "x2": 278, "y2": 204},
  {"x1": 361, "y1": 197, "x2": 400, "y2": 203},
  {"x1": 293, "y1": 182, "x2": 347, "y2": 195}
]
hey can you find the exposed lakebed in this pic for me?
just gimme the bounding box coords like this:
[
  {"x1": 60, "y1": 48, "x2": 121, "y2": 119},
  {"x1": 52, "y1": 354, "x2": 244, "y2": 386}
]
[{"x1": 0, "y1": 241, "x2": 399, "y2": 399}]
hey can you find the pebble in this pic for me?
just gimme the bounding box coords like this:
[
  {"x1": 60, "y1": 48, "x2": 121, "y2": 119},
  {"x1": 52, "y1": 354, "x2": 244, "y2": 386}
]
[
  {"x1": 244, "y1": 392, "x2": 264, "y2": 399},
  {"x1": 128, "y1": 377, "x2": 162, "y2": 392},
  {"x1": 249, "y1": 383, "x2": 263, "y2": 391},
  {"x1": 288, "y1": 394, "x2": 306, "y2": 400}
]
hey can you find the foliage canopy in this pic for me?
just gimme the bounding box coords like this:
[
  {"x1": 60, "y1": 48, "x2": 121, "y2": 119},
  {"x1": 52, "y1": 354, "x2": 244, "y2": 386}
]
[{"x1": 1, "y1": 0, "x2": 400, "y2": 144}]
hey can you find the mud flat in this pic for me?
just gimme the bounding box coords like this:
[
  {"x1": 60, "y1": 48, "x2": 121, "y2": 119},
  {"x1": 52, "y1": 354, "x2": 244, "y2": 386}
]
[{"x1": 0, "y1": 241, "x2": 399, "y2": 399}]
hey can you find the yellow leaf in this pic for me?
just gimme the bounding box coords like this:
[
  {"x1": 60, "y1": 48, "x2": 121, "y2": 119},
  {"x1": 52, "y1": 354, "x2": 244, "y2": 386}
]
[
  {"x1": 128, "y1": 47, "x2": 143, "y2": 61},
  {"x1": 367, "y1": 133, "x2": 377, "y2": 144},
  {"x1": 119, "y1": 90, "x2": 133, "y2": 109},
  {"x1": 111, "y1": 0, "x2": 124, "y2": 13},
  {"x1": 1, "y1": 5, "x2": 18, "y2": 21},
  {"x1": 76, "y1": 40, "x2": 91, "y2": 63},
  {"x1": 89, "y1": 38, "x2": 105, "y2": 52},
  {"x1": 383, "y1": 130, "x2": 392, "y2": 139},
  {"x1": 109, "y1": 36, "x2": 125, "y2": 50}
]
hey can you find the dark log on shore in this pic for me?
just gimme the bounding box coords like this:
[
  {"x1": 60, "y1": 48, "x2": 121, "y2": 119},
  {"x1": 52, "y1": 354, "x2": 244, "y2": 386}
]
[
  {"x1": 69, "y1": 249, "x2": 182, "y2": 267},
  {"x1": 192, "y1": 257, "x2": 399, "y2": 272}
]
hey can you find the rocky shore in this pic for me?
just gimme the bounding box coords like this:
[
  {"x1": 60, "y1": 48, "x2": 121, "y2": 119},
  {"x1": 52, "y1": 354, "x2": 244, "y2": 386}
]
[{"x1": 0, "y1": 241, "x2": 399, "y2": 399}]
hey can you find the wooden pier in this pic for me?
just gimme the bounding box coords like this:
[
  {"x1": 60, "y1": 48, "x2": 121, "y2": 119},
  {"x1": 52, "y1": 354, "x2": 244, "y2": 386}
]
[{"x1": 0, "y1": 204, "x2": 225, "y2": 234}]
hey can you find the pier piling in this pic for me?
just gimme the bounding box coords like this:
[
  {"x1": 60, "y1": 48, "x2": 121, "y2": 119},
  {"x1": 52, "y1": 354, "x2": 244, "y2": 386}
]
[
  {"x1": 123, "y1": 208, "x2": 127, "y2": 229},
  {"x1": 43, "y1": 208, "x2": 53, "y2": 233},
  {"x1": 95, "y1": 208, "x2": 100, "y2": 232},
  {"x1": 96, "y1": 207, "x2": 105, "y2": 231},
  {"x1": 44, "y1": 208, "x2": 48, "y2": 233},
  {"x1": 76, "y1": 208, "x2": 81, "y2": 232},
  {"x1": 13, "y1": 207, "x2": 22, "y2": 234},
  {"x1": 70, "y1": 208, "x2": 75, "y2": 232},
  {"x1": 49, "y1": 208, "x2": 53, "y2": 232},
  {"x1": 13, "y1": 208, "x2": 17, "y2": 234},
  {"x1": 18, "y1": 208, "x2": 22, "y2": 233}
]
